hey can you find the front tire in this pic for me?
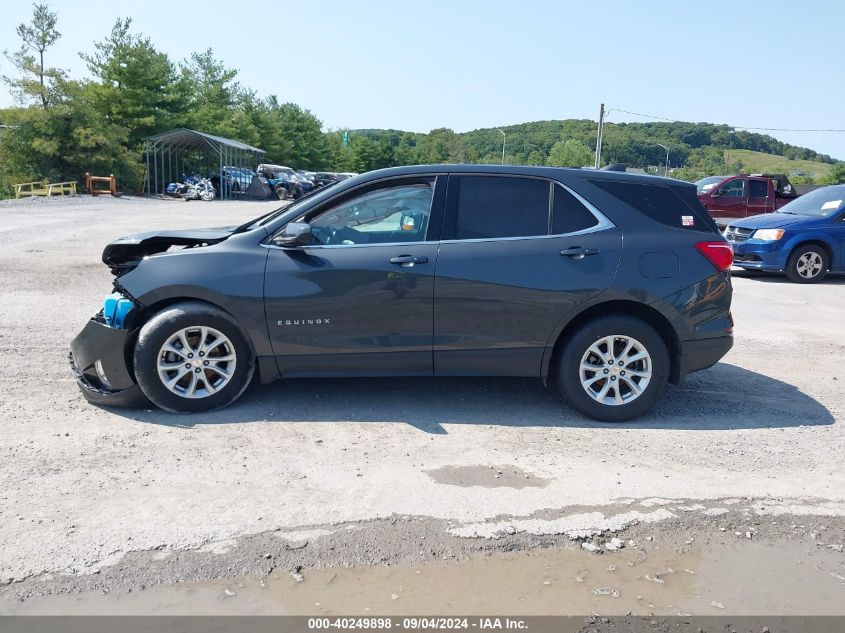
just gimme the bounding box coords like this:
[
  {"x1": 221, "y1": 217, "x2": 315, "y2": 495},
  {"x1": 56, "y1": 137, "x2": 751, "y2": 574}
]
[
  {"x1": 785, "y1": 244, "x2": 828, "y2": 283},
  {"x1": 133, "y1": 302, "x2": 254, "y2": 413},
  {"x1": 275, "y1": 185, "x2": 290, "y2": 200},
  {"x1": 556, "y1": 315, "x2": 669, "y2": 422}
]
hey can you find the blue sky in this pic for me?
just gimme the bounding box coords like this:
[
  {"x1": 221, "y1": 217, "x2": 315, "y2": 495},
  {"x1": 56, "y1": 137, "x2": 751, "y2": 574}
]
[{"x1": 2, "y1": 0, "x2": 843, "y2": 158}]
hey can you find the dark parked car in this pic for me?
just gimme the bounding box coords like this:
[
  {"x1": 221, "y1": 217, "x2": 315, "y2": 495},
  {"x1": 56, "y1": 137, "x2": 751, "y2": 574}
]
[
  {"x1": 219, "y1": 166, "x2": 254, "y2": 193},
  {"x1": 69, "y1": 165, "x2": 733, "y2": 421},
  {"x1": 313, "y1": 172, "x2": 341, "y2": 188},
  {"x1": 257, "y1": 164, "x2": 314, "y2": 200},
  {"x1": 726, "y1": 184, "x2": 845, "y2": 283}
]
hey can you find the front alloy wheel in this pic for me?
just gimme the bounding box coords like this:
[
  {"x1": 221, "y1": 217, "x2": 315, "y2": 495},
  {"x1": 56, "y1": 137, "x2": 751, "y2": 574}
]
[
  {"x1": 157, "y1": 326, "x2": 237, "y2": 399},
  {"x1": 133, "y1": 302, "x2": 254, "y2": 413}
]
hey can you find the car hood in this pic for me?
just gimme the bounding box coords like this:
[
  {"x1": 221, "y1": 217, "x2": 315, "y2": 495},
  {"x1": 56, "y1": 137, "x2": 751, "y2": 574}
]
[
  {"x1": 729, "y1": 213, "x2": 815, "y2": 230},
  {"x1": 102, "y1": 227, "x2": 236, "y2": 275}
]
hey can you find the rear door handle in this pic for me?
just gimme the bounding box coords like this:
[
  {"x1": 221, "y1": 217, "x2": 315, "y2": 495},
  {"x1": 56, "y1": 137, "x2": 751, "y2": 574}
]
[
  {"x1": 560, "y1": 247, "x2": 600, "y2": 259},
  {"x1": 389, "y1": 255, "x2": 429, "y2": 267}
]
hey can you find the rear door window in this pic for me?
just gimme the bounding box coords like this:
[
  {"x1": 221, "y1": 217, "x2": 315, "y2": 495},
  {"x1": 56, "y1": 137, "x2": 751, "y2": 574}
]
[
  {"x1": 748, "y1": 179, "x2": 769, "y2": 197},
  {"x1": 445, "y1": 176, "x2": 550, "y2": 240}
]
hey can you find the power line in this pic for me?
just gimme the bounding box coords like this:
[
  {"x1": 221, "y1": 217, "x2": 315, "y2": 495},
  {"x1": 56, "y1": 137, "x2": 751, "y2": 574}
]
[{"x1": 606, "y1": 107, "x2": 845, "y2": 133}]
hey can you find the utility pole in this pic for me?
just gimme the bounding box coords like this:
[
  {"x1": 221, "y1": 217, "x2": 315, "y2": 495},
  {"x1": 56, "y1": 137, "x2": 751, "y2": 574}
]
[
  {"x1": 594, "y1": 103, "x2": 605, "y2": 169},
  {"x1": 657, "y1": 143, "x2": 670, "y2": 177},
  {"x1": 497, "y1": 128, "x2": 506, "y2": 165}
]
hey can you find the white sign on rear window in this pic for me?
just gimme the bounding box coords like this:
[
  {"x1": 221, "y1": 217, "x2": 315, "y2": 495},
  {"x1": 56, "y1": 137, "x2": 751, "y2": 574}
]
[{"x1": 821, "y1": 199, "x2": 842, "y2": 210}]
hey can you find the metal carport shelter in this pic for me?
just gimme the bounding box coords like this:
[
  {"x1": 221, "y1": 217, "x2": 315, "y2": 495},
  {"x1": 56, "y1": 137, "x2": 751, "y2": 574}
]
[{"x1": 144, "y1": 129, "x2": 265, "y2": 200}]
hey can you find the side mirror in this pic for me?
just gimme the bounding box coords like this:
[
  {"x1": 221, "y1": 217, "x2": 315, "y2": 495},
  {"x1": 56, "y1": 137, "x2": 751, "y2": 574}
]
[
  {"x1": 710, "y1": 190, "x2": 721, "y2": 198},
  {"x1": 273, "y1": 221, "x2": 313, "y2": 247}
]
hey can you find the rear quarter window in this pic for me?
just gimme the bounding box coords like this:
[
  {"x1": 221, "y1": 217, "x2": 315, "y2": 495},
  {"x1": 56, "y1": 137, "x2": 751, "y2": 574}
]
[
  {"x1": 552, "y1": 185, "x2": 600, "y2": 234},
  {"x1": 589, "y1": 179, "x2": 716, "y2": 232}
]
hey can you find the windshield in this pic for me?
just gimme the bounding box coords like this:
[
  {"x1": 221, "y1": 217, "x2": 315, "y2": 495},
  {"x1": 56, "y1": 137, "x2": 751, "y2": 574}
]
[
  {"x1": 778, "y1": 185, "x2": 845, "y2": 217},
  {"x1": 233, "y1": 181, "x2": 342, "y2": 233},
  {"x1": 695, "y1": 176, "x2": 728, "y2": 194}
]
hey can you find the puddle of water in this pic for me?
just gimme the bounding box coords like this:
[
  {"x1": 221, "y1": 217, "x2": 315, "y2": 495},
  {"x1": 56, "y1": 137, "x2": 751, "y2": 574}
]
[
  {"x1": 6, "y1": 540, "x2": 844, "y2": 615},
  {"x1": 425, "y1": 465, "x2": 547, "y2": 489}
]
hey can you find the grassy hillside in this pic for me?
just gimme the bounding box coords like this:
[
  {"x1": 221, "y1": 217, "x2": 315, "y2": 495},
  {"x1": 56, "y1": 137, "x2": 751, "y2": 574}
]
[
  {"x1": 350, "y1": 121, "x2": 839, "y2": 182},
  {"x1": 725, "y1": 149, "x2": 834, "y2": 180}
]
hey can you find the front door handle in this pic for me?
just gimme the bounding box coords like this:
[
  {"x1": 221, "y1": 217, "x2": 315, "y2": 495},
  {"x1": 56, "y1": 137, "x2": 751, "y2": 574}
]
[
  {"x1": 560, "y1": 247, "x2": 600, "y2": 259},
  {"x1": 389, "y1": 255, "x2": 429, "y2": 267}
]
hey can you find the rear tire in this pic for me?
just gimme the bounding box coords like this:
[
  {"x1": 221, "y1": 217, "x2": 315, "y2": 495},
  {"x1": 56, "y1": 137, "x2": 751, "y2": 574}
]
[
  {"x1": 785, "y1": 244, "x2": 828, "y2": 283},
  {"x1": 133, "y1": 302, "x2": 254, "y2": 413},
  {"x1": 556, "y1": 315, "x2": 669, "y2": 422}
]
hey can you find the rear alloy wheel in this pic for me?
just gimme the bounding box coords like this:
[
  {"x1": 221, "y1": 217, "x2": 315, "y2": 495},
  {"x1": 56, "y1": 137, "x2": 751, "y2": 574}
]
[
  {"x1": 786, "y1": 244, "x2": 828, "y2": 283},
  {"x1": 557, "y1": 315, "x2": 669, "y2": 422},
  {"x1": 133, "y1": 302, "x2": 254, "y2": 413},
  {"x1": 275, "y1": 185, "x2": 290, "y2": 200}
]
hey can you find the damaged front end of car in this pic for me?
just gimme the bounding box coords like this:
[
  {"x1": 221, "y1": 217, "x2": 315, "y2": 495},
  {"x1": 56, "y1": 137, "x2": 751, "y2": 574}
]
[
  {"x1": 69, "y1": 227, "x2": 236, "y2": 406},
  {"x1": 68, "y1": 283, "x2": 148, "y2": 406}
]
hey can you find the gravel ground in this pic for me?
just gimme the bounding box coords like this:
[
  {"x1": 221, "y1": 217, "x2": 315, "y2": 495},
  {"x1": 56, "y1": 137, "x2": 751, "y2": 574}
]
[{"x1": 0, "y1": 195, "x2": 843, "y2": 606}]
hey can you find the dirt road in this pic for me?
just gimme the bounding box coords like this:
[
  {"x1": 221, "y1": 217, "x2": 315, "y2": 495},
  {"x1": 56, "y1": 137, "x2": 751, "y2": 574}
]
[{"x1": 1, "y1": 196, "x2": 843, "y2": 612}]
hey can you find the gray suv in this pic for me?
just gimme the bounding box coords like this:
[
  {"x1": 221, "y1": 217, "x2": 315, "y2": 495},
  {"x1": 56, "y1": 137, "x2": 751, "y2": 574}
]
[{"x1": 70, "y1": 165, "x2": 734, "y2": 421}]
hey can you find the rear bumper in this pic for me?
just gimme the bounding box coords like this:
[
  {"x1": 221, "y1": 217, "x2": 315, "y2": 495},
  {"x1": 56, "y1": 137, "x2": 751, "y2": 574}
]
[
  {"x1": 677, "y1": 335, "x2": 733, "y2": 381},
  {"x1": 69, "y1": 319, "x2": 147, "y2": 407}
]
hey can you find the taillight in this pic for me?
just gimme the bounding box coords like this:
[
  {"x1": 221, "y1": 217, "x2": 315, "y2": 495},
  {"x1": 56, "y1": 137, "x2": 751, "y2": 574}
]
[{"x1": 695, "y1": 241, "x2": 733, "y2": 271}]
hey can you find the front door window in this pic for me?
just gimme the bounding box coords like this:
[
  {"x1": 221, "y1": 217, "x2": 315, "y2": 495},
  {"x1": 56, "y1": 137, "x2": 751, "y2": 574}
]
[
  {"x1": 307, "y1": 184, "x2": 433, "y2": 245},
  {"x1": 718, "y1": 179, "x2": 746, "y2": 197}
]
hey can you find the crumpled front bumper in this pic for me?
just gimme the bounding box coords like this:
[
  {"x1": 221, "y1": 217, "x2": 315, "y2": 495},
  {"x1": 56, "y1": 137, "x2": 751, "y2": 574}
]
[{"x1": 68, "y1": 318, "x2": 148, "y2": 407}]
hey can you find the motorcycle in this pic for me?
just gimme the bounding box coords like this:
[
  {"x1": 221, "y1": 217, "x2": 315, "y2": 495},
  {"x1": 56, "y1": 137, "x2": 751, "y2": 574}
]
[{"x1": 165, "y1": 175, "x2": 216, "y2": 202}]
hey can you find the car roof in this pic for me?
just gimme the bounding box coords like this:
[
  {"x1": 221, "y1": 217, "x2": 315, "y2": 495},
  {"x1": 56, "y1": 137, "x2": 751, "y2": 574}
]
[{"x1": 352, "y1": 164, "x2": 691, "y2": 188}]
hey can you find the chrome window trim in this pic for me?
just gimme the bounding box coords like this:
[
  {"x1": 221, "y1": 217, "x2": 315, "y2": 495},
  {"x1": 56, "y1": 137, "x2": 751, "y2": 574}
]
[
  {"x1": 438, "y1": 224, "x2": 612, "y2": 246},
  {"x1": 262, "y1": 240, "x2": 431, "y2": 251}
]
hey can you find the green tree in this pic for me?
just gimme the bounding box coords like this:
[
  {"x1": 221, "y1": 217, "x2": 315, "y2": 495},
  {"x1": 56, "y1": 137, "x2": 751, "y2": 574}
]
[
  {"x1": 345, "y1": 135, "x2": 394, "y2": 172},
  {"x1": 0, "y1": 82, "x2": 143, "y2": 194},
  {"x1": 413, "y1": 128, "x2": 466, "y2": 164},
  {"x1": 546, "y1": 138, "x2": 592, "y2": 167},
  {"x1": 80, "y1": 18, "x2": 187, "y2": 148},
  {"x1": 260, "y1": 101, "x2": 329, "y2": 169},
  {"x1": 2, "y1": 2, "x2": 65, "y2": 108},
  {"x1": 181, "y1": 49, "x2": 242, "y2": 135}
]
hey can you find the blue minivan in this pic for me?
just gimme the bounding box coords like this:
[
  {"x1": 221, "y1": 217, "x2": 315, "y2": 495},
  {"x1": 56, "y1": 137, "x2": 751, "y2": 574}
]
[{"x1": 726, "y1": 185, "x2": 845, "y2": 283}]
